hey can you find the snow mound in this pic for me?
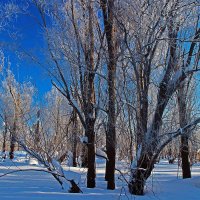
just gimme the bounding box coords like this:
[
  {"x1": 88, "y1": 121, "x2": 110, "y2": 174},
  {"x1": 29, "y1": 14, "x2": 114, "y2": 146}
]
[{"x1": 29, "y1": 157, "x2": 39, "y2": 165}]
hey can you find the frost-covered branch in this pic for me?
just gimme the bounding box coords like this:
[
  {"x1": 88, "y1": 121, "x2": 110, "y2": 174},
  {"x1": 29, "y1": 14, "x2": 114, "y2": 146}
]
[
  {"x1": 153, "y1": 117, "x2": 200, "y2": 161},
  {"x1": 17, "y1": 139, "x2": 82, "y2": 193}
]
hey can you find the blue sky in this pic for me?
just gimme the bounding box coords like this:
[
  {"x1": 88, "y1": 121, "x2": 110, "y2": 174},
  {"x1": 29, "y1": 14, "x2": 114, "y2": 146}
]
[{"x1": 1, "y1": 1, "x2": 52, "y2": 98}]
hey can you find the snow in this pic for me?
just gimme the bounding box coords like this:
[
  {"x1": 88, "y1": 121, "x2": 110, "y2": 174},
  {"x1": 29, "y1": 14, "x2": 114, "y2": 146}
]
[
  {"x1": 51, "y1": 159, "x2": 64, "y2": 176},
  {"x1": 0, "y1": 153, "x2": 200, "y2": 200},
  {"x1": 136, "y1": 144, "x2": 142, "y2": 161},
  {"x1": 168, "y1": 69, "x2": 185, "y2": 91},
  {"x1": 66, "y1": 151, "x2": 73, "y2": 166},
  {"x1": 96, "y1": 148, "x2": 107, "y2": 160},
  {"x1": 29, "y1": 157, "x2": 39, "y2": 166},
  {"x1": 80, "y1": 136, "x2": 88, "y2": 144}
]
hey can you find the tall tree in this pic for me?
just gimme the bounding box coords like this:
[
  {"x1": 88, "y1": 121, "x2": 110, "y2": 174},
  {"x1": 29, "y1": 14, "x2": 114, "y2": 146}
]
[
  {"x1": 116, "y1": 0, "x2": 200, "y2": 195},
  {"x1": 33, "y1": 0, "x2": 105, "y2": 188},
  {"x1": 100, "y1": 0, "x2": 117, "y2": 190}
]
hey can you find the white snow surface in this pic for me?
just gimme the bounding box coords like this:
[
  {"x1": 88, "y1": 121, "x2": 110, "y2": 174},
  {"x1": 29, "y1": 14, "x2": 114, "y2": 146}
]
[
  {"x1": 96, "y1": 148, "x2": 107, "y2": 159},
  {"x1": 29, "y1": 157, "x2": 39, "y2": 166},
  {"x1": 0, "y1": 152, "x2": 200, "y2": 199}
]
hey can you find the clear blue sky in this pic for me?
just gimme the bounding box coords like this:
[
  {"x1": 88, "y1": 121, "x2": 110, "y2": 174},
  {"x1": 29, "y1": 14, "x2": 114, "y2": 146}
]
[{"x1": 1, "y1": 1, "x2": 52, "y2": 98}]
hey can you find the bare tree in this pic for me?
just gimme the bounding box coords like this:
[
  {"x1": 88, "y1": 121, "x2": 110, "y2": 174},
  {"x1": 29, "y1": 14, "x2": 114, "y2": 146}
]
[
  {"x1": 100, "y1": 0, "x2": 117, "y2": 190},
  {"x1": 116, "y1": 0, "x2": 200, "y2": 195},
  {"x1": 32, "y1": 0, "x2": 106, "y2": 188}
]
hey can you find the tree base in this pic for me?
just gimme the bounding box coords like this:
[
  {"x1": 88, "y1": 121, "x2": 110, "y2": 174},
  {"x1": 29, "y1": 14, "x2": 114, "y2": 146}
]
[
  {"x1": 87, "y1": 180, "x2": 95, "y2": 188},
  {"x1": 128, "y1": 180, "x2": 144, "y2": 195},
  {"x1": 69, "y1": 180, "x2": 82, "y2": 193},
  {"x1": 107, "y1": 181, "x2": 115, "y2": 190}
]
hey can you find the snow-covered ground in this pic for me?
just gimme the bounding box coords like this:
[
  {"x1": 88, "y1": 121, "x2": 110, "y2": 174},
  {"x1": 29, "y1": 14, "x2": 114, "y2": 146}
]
[{"x1": 0, "y1": 152, "x2": 200, "y2": 200}]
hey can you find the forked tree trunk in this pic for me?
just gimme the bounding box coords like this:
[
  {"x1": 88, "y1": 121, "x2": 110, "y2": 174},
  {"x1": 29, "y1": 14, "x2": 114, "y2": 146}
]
[
  {"x1": 128, "y1": 154, "x2": 154, "y2": 195},
  {"x1": 128, "y1": 169, "x2": 146, "y2": 195}
]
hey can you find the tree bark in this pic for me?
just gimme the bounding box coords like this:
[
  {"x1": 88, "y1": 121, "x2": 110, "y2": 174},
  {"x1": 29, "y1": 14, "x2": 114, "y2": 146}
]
[
  {"x1": 34, "y1": 110, "x2": 40, "y2": 152},
  {"x1": 128, "y1": 154, "x2": 154, "y2": 195},
  {"x1": 84, "y1": 0, "x2": 96, "y2": 188},
  {"x1": 2, "y1": 131, "x2": 6, "y2": 153},
  {"x1": 72, "y1": 110, "x2": 78, "y2": 167},
  {"x1": 85, "y1": 117, "x2": 96, "y2": 188},
  {"x1": 178, "y1": 86, "x2": 191, "y2": 178},
  {"x1": 101, "y1": 0, "x2": 116, "y2": 190},
  {"x1": 81, "y1": 145, "x2": 88, "y2": 167},
  {"x1": 9, "y1": 121, "x2": 16, "y2": 160}
]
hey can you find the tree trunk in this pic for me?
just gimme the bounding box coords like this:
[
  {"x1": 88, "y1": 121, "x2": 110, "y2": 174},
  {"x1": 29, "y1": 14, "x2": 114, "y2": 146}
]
[
  {"x1": 2, "y1": 131, "x2": 6, "y2": 153},
  {"x1": 72, "y1": 110, "x2": 78, "y2": 167},
  {"x1": 101, "y1": 0, "x2": 116, "y2": 190},
  {"x1": 85, "y1": 117, "x2": 96, "y2": 188},
  {"x1": 81, "y1": 145, "x2": 88, "y2": 167},
  {"x1": 128, "y1": 169, "x2": 146, "y2": 195},
  {"x1": 105, "y1": 126, "x2": 116, "y2": 189},
  {"x1": 2, "y1": 131, "x2": 7, "y2": 159},
  {"x1": 178, "y1": 87, "x2": 191, "y2": 178},
  {"x1": 34, "y1": 110, "x2": 40, "y2": 152},
  {"x1": 180, "y1": 135, "x2": 191, "y2": 178},
  {"x1": 128, "y1": 154, "x2": 154, "y2": 195},
  {"x1": 9, "y1": 121, "x2": 16, "y2": 160},
  {"x1": 83, "y1": 0, "x2": 96, "y2": 188}
]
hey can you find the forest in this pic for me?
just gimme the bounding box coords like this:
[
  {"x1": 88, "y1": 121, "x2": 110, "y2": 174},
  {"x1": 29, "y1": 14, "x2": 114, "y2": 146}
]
[{"x1": 0, "y1": 0, "x2": 200, "y2": 199}]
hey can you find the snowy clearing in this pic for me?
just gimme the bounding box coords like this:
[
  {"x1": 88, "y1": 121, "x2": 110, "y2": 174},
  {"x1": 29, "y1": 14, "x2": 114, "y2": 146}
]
[{"x1": 0, "y1": 153, "x2": 200, "y2": 200}]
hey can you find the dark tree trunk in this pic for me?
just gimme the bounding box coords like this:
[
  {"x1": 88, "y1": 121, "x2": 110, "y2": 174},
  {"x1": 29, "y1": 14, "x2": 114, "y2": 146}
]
[
  {"x1": 2, "y1": 130, "x2": 7, "y2": 159},
  {"x1": 85, "y1": 117, "x2": 96, "y2": 188},
  {"x1": 105, "y1": 128, "x2": 116, "y2": 189},
  {"x1": 9, "y1": 135, "x2": 15, "y2": 160},
  {"x1": 181, "y1": 135, "x2": 191, "y2": 178},
  {"x1": 9, "y1": 121, "x2": 16, "y2": 160},
  {"x1": 178, "y1": 86, "x2": 191, "y2": 178},
  {"x1": 9, "y1": 138, "x2": 15, "y2": 160},
  {"x1": 128, "y1": 154, "x2": 154, "y2": 195},
  {"x1": 101, "y1": 0, "x2": 116, "y2": 190},
  {"x1": 84, "y1": 0, "x2": 96, "y2": 188},
  {"x1": 34, "y1": 110, "x2": 40, "y2": 151},
  {"x1": 2, "y1": 131, "x2": 6, "y2": 153},
  {"x1": 2, "y1": 118, "x2": 7, "y2": 156},
  {"x1": 72, "y1": 139, "x2": 77, "y2": 167},
  {"x1": 81, "y1": 145, "x2": 88, "y2": 167},
  {"x1": 72, "y1": 110, "x2": 78, "y2": 167},
  {"x1": 128, "y1": 169, "x2": 146, "y2": 195}
]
